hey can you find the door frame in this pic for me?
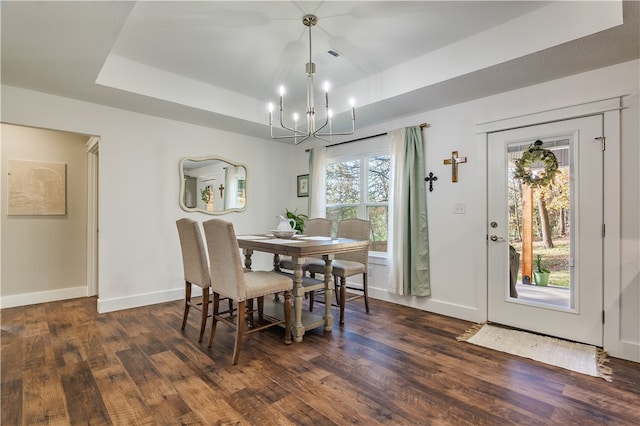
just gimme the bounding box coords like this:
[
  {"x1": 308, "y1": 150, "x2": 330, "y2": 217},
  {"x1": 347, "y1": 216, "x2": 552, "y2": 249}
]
[
  {"x1": 476, "y1": 96, "x2": 622, "y2": 353},
  {"x1": 87, "y1": 137, "x2": 99, "y2": 297}
]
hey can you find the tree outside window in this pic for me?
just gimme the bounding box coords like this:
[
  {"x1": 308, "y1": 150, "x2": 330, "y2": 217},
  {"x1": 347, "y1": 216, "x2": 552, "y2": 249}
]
[{"x1": 325, "y1": 154, "x2": 390, "y2": 253}]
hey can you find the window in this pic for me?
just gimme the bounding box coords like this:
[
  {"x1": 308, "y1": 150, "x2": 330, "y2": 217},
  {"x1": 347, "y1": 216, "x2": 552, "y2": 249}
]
[{"x1": 325, "y1": 153, "x2": 390, "y2": 253}]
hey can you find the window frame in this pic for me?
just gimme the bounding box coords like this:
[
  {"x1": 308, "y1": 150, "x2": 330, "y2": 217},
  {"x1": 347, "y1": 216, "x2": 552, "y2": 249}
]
[{"x1": 325, "y1": 149, "x2": 390, "y2": 256}]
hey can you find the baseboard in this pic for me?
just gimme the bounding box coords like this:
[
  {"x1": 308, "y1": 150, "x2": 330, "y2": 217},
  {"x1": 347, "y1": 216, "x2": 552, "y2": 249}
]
[
  {"x1": 612, "y1": 340, "x2": 640, "y2": 363},
  {"x1": 0, "y1": 286, "x2": 88, "y2": 309},
  {"x1": 97, "y1": 287, "x2": 189, "y2": 313},
  {"x1": 319, "y1": 279, "x2": 483, "y2": 323},
  {"x1": 368, "y1": 286, "x2": 482, "y2": 323}
]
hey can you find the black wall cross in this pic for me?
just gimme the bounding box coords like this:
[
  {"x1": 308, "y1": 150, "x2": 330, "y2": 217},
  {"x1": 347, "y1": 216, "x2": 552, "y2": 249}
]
[{"x1": 424, "y1": 172, "x2": 438, "y2": 192}]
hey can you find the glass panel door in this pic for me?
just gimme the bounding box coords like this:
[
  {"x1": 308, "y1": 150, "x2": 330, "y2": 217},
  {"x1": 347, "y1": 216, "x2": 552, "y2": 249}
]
[{"x1": 487, "y1": 116, "x2": 603, "y2": 346}]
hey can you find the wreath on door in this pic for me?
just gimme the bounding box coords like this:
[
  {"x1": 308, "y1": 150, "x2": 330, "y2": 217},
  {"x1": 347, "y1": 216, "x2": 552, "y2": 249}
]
[{"x1": 514, "y1": 140, "x2": 559, "y2": 188}]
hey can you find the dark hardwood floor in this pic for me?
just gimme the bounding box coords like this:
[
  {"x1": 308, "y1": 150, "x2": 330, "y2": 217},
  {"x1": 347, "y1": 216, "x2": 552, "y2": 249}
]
[{"x1": 2, "y1": 296, "x2": 639, "y2": 425}]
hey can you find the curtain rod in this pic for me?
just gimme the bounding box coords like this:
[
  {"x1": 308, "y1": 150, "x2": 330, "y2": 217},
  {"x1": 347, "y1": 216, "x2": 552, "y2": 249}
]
[{"x1": 305, "y1": 122, "x2": 429, "y2": 152}]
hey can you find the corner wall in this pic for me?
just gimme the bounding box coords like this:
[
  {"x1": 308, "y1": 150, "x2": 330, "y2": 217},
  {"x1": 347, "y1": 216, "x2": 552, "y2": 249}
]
[
  {"x1": 1, "y1": 124, "x2": 90, "y2": 307},
  {"x1": 1, "y1": 87, "x2": 296, "y2": 313}
]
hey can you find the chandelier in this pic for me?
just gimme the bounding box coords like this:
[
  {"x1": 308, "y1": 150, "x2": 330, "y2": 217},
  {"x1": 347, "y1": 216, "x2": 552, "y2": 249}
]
[{"x1": 268, "y1": 14, "x2": 356, "y2": 145}]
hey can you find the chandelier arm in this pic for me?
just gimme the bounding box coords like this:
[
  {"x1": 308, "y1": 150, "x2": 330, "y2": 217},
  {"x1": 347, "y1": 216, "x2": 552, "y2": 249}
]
[
  {"x1": 278, "y1": 110, "x2": 309, "y2": 136},
  {"x1": 271, "y1": 134, "x2": 308, "y2": 140},
  {"x1": 315, "y1": 129, "x2": 356, "y2": 137},
  {"x1": 315, "y1": 116, "x2": 356, "y2": 137},
  {"x1": 314, "y1": 115, "x2": 330, "y2": 134},
  {"x1": 271, "y1": 126, "x2": 308, "y2": 140},
  {"x1": 294, "y1": 133, "x2": 313, "y2": 145},
  {"x1": 277, "y1": 123, "x2": 309, "y2": 136},
  {"x1": 310, "y1": 135, "x2": 335, "y2": 143}
]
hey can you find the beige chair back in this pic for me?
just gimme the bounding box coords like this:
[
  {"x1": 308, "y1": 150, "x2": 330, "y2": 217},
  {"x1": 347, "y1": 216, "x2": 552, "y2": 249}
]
[
  {"x1": 305, "y1": 218, "x2": 333, "y2": 237},
  {"x1": 202, "y1": 219, "x2": 247, "y2": 301},
  {"x1": 176, "y1": 218, "x2": 210, "y2": 289},
  {"x1": 336, "y1": 218, "x2": 371, "y2": 266}
]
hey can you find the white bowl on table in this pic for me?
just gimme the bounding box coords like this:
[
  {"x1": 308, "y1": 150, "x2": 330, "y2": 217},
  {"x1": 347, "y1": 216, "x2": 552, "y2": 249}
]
[{"x1": 271, "y1": 229, "x2": 298, "y2": 239}]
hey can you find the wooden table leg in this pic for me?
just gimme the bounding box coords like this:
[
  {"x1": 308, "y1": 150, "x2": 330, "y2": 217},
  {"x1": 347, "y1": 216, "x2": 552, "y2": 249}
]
[
  {"x1": 323, "y1": 254, "x2": 334, "y2": 331},
  {"x1": 242, "y1": 249, "x2": 253, "y2": 270},
  {"x1": 292, "y1": 257, "x2": 305, "y2": 342}
]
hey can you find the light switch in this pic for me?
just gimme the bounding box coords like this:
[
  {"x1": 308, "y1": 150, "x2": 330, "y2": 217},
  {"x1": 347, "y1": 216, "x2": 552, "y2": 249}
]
[{"x1": 454, "y1": 203, "x2": 466, "y2": 214}]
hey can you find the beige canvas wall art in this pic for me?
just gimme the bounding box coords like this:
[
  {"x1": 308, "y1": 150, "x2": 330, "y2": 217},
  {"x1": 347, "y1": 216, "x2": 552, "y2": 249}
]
[{"x1": 7, "y1": 159, "x2": 66, "y2": 215}]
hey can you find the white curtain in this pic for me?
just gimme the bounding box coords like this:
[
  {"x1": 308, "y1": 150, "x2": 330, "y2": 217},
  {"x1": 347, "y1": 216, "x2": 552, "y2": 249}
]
[
  {"x1": 224, "y1": 166, "x2": 237, "y2": 209},
  {"x1": 308, "y1": 146, "x2": 327, "y2": 218},
  {"x1": 388, "y1": 126, "x2": 431, "y2": 296},
  {"x1": 389, "y1": 128, "x2": 406, "y2": 295}
]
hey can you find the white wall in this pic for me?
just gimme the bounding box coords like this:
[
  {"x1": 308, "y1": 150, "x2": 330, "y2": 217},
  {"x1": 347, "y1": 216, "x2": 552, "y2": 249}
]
[
  {"x1": 295, "y1": 60, "x2": 640, "y2": 361},
  {"x1": 0, "y1": 86, "x2": 297, "y2": 312},
  {"x1": 1, "y1": 124, "x2": 89, "y2": 305},
  {"x1": 1, "y1": 60, "x2": 637, "y2": 361}
]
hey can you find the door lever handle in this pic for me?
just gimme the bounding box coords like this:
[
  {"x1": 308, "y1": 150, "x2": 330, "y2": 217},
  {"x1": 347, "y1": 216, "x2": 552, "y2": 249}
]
[{"x1": 489, "y1": 235, "x2": 505, "y2": 242}]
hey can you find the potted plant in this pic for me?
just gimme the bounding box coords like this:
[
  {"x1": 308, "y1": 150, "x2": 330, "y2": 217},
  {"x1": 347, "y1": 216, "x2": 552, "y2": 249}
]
[
  {"x1": 533, "y1": 254, "x2": 551, "y2": 286},
  {"x1": 285, "y1": 209, "x2": 308, "y2": 233}
]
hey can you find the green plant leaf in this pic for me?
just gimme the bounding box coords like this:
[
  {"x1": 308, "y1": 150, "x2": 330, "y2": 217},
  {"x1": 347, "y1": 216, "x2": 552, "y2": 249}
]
[{"x1": 285, "y1": 208, "x2": 308, "y2": 232}]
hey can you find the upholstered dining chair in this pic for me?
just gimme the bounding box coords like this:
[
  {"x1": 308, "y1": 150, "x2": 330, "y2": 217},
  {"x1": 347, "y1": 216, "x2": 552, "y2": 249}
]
[
  {"x1": 176, "y1": 218, "x2": 212, "y2": 343},
  {"x1": 202, "y1": 218, "x2": 293, "y2": 365},
  {"x1": 278, "y1": 217, "x2": 333, "y2": 271},
  {"x1": 306, "y1": 218, "x2": 371, "y2": 324}
]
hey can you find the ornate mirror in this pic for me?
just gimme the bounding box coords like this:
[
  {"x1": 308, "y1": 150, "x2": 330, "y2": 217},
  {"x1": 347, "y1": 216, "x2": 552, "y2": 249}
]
[{"x1": 179, "y1": 156, "x2": 247, "y2": 214}]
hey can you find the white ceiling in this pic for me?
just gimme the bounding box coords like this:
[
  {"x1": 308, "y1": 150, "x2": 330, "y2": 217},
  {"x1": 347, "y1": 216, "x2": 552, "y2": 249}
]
[{"x1": 2, "y1": 1, "x2": 638, "y2": 143}]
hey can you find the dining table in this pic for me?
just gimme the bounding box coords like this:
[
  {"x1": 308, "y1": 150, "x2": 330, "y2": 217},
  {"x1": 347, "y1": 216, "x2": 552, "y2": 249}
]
[{"x1": 236, "y1": 234, "x2": 370, "y2": 342}]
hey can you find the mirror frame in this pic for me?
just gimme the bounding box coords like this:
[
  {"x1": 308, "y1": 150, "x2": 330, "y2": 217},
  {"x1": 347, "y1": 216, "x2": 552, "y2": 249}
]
[{"x1": 179, "y1": 156, "x2": 247, "y2": 215}]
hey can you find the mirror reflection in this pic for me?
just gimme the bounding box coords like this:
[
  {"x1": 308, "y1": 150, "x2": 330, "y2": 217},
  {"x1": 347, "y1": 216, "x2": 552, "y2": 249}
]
[{"x1": 179, "y1": 156, "x2": 247, "y2": 214}]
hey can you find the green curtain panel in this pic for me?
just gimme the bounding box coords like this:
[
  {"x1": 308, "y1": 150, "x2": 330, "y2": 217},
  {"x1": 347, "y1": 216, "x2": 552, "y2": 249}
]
[
  {"x1": 403, "y1": 126, "x2": 430, "y2": 296},
  {"x1": 389, "y1": 126, "x2": 431, "y2": 296}
]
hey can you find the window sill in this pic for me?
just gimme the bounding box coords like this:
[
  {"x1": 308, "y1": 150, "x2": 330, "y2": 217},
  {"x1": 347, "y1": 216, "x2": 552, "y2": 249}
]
[{"x1": 368, "y1": 252, "x2": 388, "y2": 266}]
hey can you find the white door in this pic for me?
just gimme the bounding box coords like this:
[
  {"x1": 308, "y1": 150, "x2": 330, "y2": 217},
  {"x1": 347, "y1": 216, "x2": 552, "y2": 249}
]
[{"x1": 487, "y1": 116, "x2": 603, "y2": 346}]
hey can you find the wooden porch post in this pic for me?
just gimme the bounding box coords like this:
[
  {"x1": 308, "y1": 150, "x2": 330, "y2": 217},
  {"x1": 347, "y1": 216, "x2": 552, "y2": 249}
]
[{"x1": 521, "y1": 184, "x2": 534, "y2": 282}]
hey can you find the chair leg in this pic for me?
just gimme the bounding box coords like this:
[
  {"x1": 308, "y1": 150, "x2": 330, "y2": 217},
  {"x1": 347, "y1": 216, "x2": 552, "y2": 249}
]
[
  {"x1": 283, "y1": 290, "x2": 292, "y2": 345},
  {"x1": 308, "y1": 290, "x2": 315, "y2": 312},
  {"x1": 309, "y1": 272, "x2": 319, "y2": 311},
  {"x1": 257, "y1": 296, "x2": 264, "y2": 324},
  {"x1": 339, "y1": 276, "x2": 346, "y2": 325},
  {"x1": 208, "y1": 292, "x2": 220, "y2": 348},
  {"x1": 363, "y1": 273, "x2": 370, "y2": 313},
  {"x1": 198, "y1": 288, "x2": 209, "y2": 343},
  {"x1": 232, "y1": 300, "x2": 246, "y2": 365},
  {"x1": 247, "y1": 298, "x2": 255, "y2": 328},
  {"x1": 182, "y1": 281, "x2": 191, "y2": 330}
]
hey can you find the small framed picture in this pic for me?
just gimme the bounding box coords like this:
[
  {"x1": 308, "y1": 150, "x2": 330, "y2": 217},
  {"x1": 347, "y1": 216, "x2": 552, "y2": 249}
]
[{"x1": 297, "y1": 174, "x2": 309, "y2": 197}]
